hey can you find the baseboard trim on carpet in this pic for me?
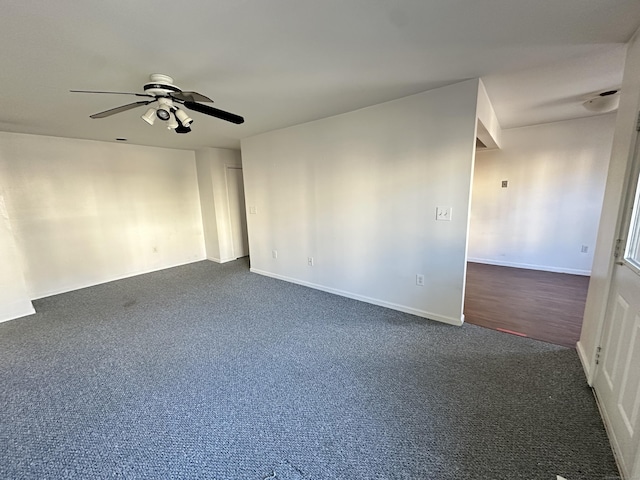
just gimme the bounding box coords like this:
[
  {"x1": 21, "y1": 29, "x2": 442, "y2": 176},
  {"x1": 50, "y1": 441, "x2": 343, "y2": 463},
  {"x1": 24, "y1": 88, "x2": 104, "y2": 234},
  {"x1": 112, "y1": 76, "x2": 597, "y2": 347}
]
[
  {"x1": 31, "y1": 257, "x2": 207, "y2": 300},
  {"x1": 0, "y1": 302, "x2": 36, "y2": 324},
  {"x1": 467, "y1": 258, "x2": 591, "y2": 276},
  {"x1": 576, "y1": 340, "x2": 593, "y2": 385},
  {"x1": 207, "y1": 256, "x2": 236, "y2": 264},
  {"x1": 250, "y1": 268, "x2": 463, "y2": 326}
]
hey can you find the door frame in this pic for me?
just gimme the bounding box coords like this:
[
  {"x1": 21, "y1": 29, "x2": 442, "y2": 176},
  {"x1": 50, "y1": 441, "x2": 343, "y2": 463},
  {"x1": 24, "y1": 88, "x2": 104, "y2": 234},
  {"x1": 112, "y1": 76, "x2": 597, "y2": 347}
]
[
  {"x1": 588, "y1": 119, "x2": 640, "y2": 479},
  {"x1": 224, "y1": 164, "x2": 249, "y2": 260},
  {"x1": 580, "y1": 109, "x2": 640, "y2": 385},
  {"x1": 590, "y1": 128, "x2": 640, "y2": 376}
]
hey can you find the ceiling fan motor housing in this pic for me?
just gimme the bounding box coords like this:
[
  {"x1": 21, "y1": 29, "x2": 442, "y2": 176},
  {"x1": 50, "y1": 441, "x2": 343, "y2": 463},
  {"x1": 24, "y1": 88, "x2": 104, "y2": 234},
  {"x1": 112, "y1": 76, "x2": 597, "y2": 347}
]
[{"x1": 143, "y1": 74, "x2": 182, "y2": 97}]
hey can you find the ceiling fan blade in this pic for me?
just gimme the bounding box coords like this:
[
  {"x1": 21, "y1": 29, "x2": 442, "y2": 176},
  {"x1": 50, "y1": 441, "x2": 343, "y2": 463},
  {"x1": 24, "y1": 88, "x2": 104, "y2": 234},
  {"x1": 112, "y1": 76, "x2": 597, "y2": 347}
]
[
  {"x1": 175, "y1": 124, "x2": 192, "y2": 134},
  {"x1": 71, "y1": 89, "x2": 155, "y2": 98},
  {"x1": 89, "y1": 100, "x2": 154, "y2": 119},
  {"x1": 170, "y1": 91, "x2": 213, "y2": 102},
  {"x1": 183, "y1": 101, "x2": 244, "y2": 124}
]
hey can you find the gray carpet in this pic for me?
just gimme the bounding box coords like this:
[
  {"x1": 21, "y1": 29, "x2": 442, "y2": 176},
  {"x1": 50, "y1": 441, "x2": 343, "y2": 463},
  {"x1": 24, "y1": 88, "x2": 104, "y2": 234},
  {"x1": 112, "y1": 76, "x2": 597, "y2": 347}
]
[{"x1": 0, "y1": 259, "x2": 618, "y2": 479}]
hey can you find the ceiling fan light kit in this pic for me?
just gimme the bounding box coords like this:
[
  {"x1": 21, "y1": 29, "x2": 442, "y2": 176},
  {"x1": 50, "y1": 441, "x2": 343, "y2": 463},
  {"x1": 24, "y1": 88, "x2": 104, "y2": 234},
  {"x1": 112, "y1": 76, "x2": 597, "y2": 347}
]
[
  {"x1": 166, "y1": 115, "x2": 179, "y2": 130},
  {"x1": 71, "y1": 74, "x2": 244, "y2": 134},
  {"x1": 174, "y1": 108, "x2": 193, "y2": 127},
  {"x1": 141, "y1": 107, "x2": 156, "y2": 125},
  {"x1": 583, "y1": 89, "x2": 620, "y2": 113},
  {"x1": 155, "y1": 97, "x2": 173, "y2": 122}
]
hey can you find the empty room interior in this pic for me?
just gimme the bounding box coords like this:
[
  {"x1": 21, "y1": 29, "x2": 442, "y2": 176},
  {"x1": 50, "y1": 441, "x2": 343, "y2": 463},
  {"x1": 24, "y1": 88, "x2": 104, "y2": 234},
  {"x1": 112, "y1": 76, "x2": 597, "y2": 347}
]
[{"x1": 2, "y1": 2, "x2": 640, "y2": 479}]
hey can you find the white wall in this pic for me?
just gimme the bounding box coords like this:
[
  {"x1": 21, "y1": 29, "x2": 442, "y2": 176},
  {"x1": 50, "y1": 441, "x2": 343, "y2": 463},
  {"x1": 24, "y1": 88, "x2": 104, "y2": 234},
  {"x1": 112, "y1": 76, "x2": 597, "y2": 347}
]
[
  {"x1": 0, "y1": 132, "x2": 206, "y2": 300},
  {"x1": 241, "y1": 80, "x2": 480, "y2": 325},
  {"x1": 195, "y1": 148, "x2": 243, "y2": 263},
  {"x1": 469, "y1": 114, "x2": 615, "y2": 275},
  {"x1": 0, "y1": 194, "x2": 35, "y2": 322},
  {"x1": 579, "y1": 29, "x2": 640, "y2": 380}
]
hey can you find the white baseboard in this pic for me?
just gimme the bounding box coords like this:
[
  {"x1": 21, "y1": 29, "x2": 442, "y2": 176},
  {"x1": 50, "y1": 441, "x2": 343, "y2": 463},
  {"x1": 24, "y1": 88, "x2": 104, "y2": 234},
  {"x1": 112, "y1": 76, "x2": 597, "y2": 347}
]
[
  {"x1": 576, "y1": 340, "x2": 593, "y2": 385},
  {"x1": 207, "y1": 256, "x2": 236, "y2": 264},
  {"x1": 31, "y1": 257, "x2": 207, "y2": 300},
  {"x1": 467, "y1": 258, "x2": 590, "y2": 276},
  {"x1": 250, "y1": 268, "x2": 464, "y2": 326},
  {"x1": 0, "y1": 302, "x2": 36, "y2": 324}
]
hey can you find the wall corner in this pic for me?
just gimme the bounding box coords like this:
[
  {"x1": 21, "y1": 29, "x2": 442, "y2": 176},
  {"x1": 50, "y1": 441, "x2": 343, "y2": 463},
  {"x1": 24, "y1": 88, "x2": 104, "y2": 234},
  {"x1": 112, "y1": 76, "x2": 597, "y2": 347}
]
[
  {"x1": 0, "y1": 194, "x2": 36, "y2": 323},
  {"x1": 476, "y1": 79, "x2": 502, "y2": 149}
]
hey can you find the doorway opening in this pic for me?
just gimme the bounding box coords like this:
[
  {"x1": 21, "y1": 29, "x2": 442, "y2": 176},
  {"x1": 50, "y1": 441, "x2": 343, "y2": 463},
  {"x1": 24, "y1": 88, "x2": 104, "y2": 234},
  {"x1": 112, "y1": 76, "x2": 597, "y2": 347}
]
[
  {"x1": 464, "y1": 115, "x2": 615, "y2": 347},
  {"x1": 226, "y1": 165, "x2": 249, "y2": 260}
]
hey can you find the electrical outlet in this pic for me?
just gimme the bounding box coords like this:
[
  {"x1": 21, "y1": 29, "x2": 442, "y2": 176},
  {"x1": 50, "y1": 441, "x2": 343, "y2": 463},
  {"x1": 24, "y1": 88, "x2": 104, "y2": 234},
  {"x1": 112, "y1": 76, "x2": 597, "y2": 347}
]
[
  {"x1": 581, "y1": 245, "x2": 588, "y2": 253},
  {"x1": 249, "y1": 206, "x2": 257, "y2": 214},
  {"x1": 308, "y1": 257, "x2": 314, "y2": 266},
  {"x1": 272, "y1": 250, "x2": 278, "y2": 259},
  {"x1": 416, "y1": 274, "x2": 425, "y2": 286},
  {"x1": 502, "y1": 180, "x2": 508, "y2": 188}
]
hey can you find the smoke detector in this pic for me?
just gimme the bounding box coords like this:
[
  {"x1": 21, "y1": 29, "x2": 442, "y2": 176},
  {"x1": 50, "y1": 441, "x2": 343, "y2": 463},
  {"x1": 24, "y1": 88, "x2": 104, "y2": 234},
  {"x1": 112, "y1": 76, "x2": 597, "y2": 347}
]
[{"x1": 583, "y1": 90, "x2": 620, "y2": 113}]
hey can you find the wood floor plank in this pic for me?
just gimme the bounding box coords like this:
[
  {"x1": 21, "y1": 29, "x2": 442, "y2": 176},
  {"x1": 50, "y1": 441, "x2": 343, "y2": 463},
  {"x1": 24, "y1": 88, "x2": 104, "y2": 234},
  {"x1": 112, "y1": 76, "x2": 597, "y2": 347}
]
[{"x1": 464, "y1": 262, "x2": 589, "y2": 348}]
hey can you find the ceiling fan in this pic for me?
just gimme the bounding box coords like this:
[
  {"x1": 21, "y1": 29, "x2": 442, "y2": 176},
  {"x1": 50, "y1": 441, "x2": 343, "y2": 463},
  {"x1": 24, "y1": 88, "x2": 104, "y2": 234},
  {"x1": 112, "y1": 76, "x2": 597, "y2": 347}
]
[{"x1": 71, "y1": 74, "x2": 244, "y2": 134}]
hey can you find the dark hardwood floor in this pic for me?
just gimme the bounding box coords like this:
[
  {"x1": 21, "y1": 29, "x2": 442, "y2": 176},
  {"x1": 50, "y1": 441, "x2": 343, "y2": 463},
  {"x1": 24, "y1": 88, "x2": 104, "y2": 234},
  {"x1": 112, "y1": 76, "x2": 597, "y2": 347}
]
[{"x1": 464, "y1": 262, "x2": 590, "y2": 348}]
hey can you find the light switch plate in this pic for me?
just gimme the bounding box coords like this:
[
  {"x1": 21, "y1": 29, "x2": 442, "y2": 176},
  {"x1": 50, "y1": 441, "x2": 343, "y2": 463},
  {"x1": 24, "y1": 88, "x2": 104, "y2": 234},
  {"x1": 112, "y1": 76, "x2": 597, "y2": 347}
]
[{"x1": 436, "y1": 206, "x2": 452, "y2": 221}]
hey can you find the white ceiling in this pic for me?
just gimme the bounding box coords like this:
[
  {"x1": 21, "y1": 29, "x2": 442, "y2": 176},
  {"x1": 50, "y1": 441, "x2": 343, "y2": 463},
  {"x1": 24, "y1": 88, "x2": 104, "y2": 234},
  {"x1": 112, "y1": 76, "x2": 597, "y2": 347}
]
[{"x1": 1, "y1": 0, "x2": 639, "y2": 150}]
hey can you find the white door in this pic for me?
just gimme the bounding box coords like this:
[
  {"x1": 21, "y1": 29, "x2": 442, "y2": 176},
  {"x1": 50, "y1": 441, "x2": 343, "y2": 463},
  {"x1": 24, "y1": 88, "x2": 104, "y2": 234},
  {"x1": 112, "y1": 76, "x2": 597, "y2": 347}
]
[
  {"x1": 593, "y1": 137, "x2": 640, "y2": 478},
  {"x1": 226, "y1": 166, "x2": 249, "y2": 259}
]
